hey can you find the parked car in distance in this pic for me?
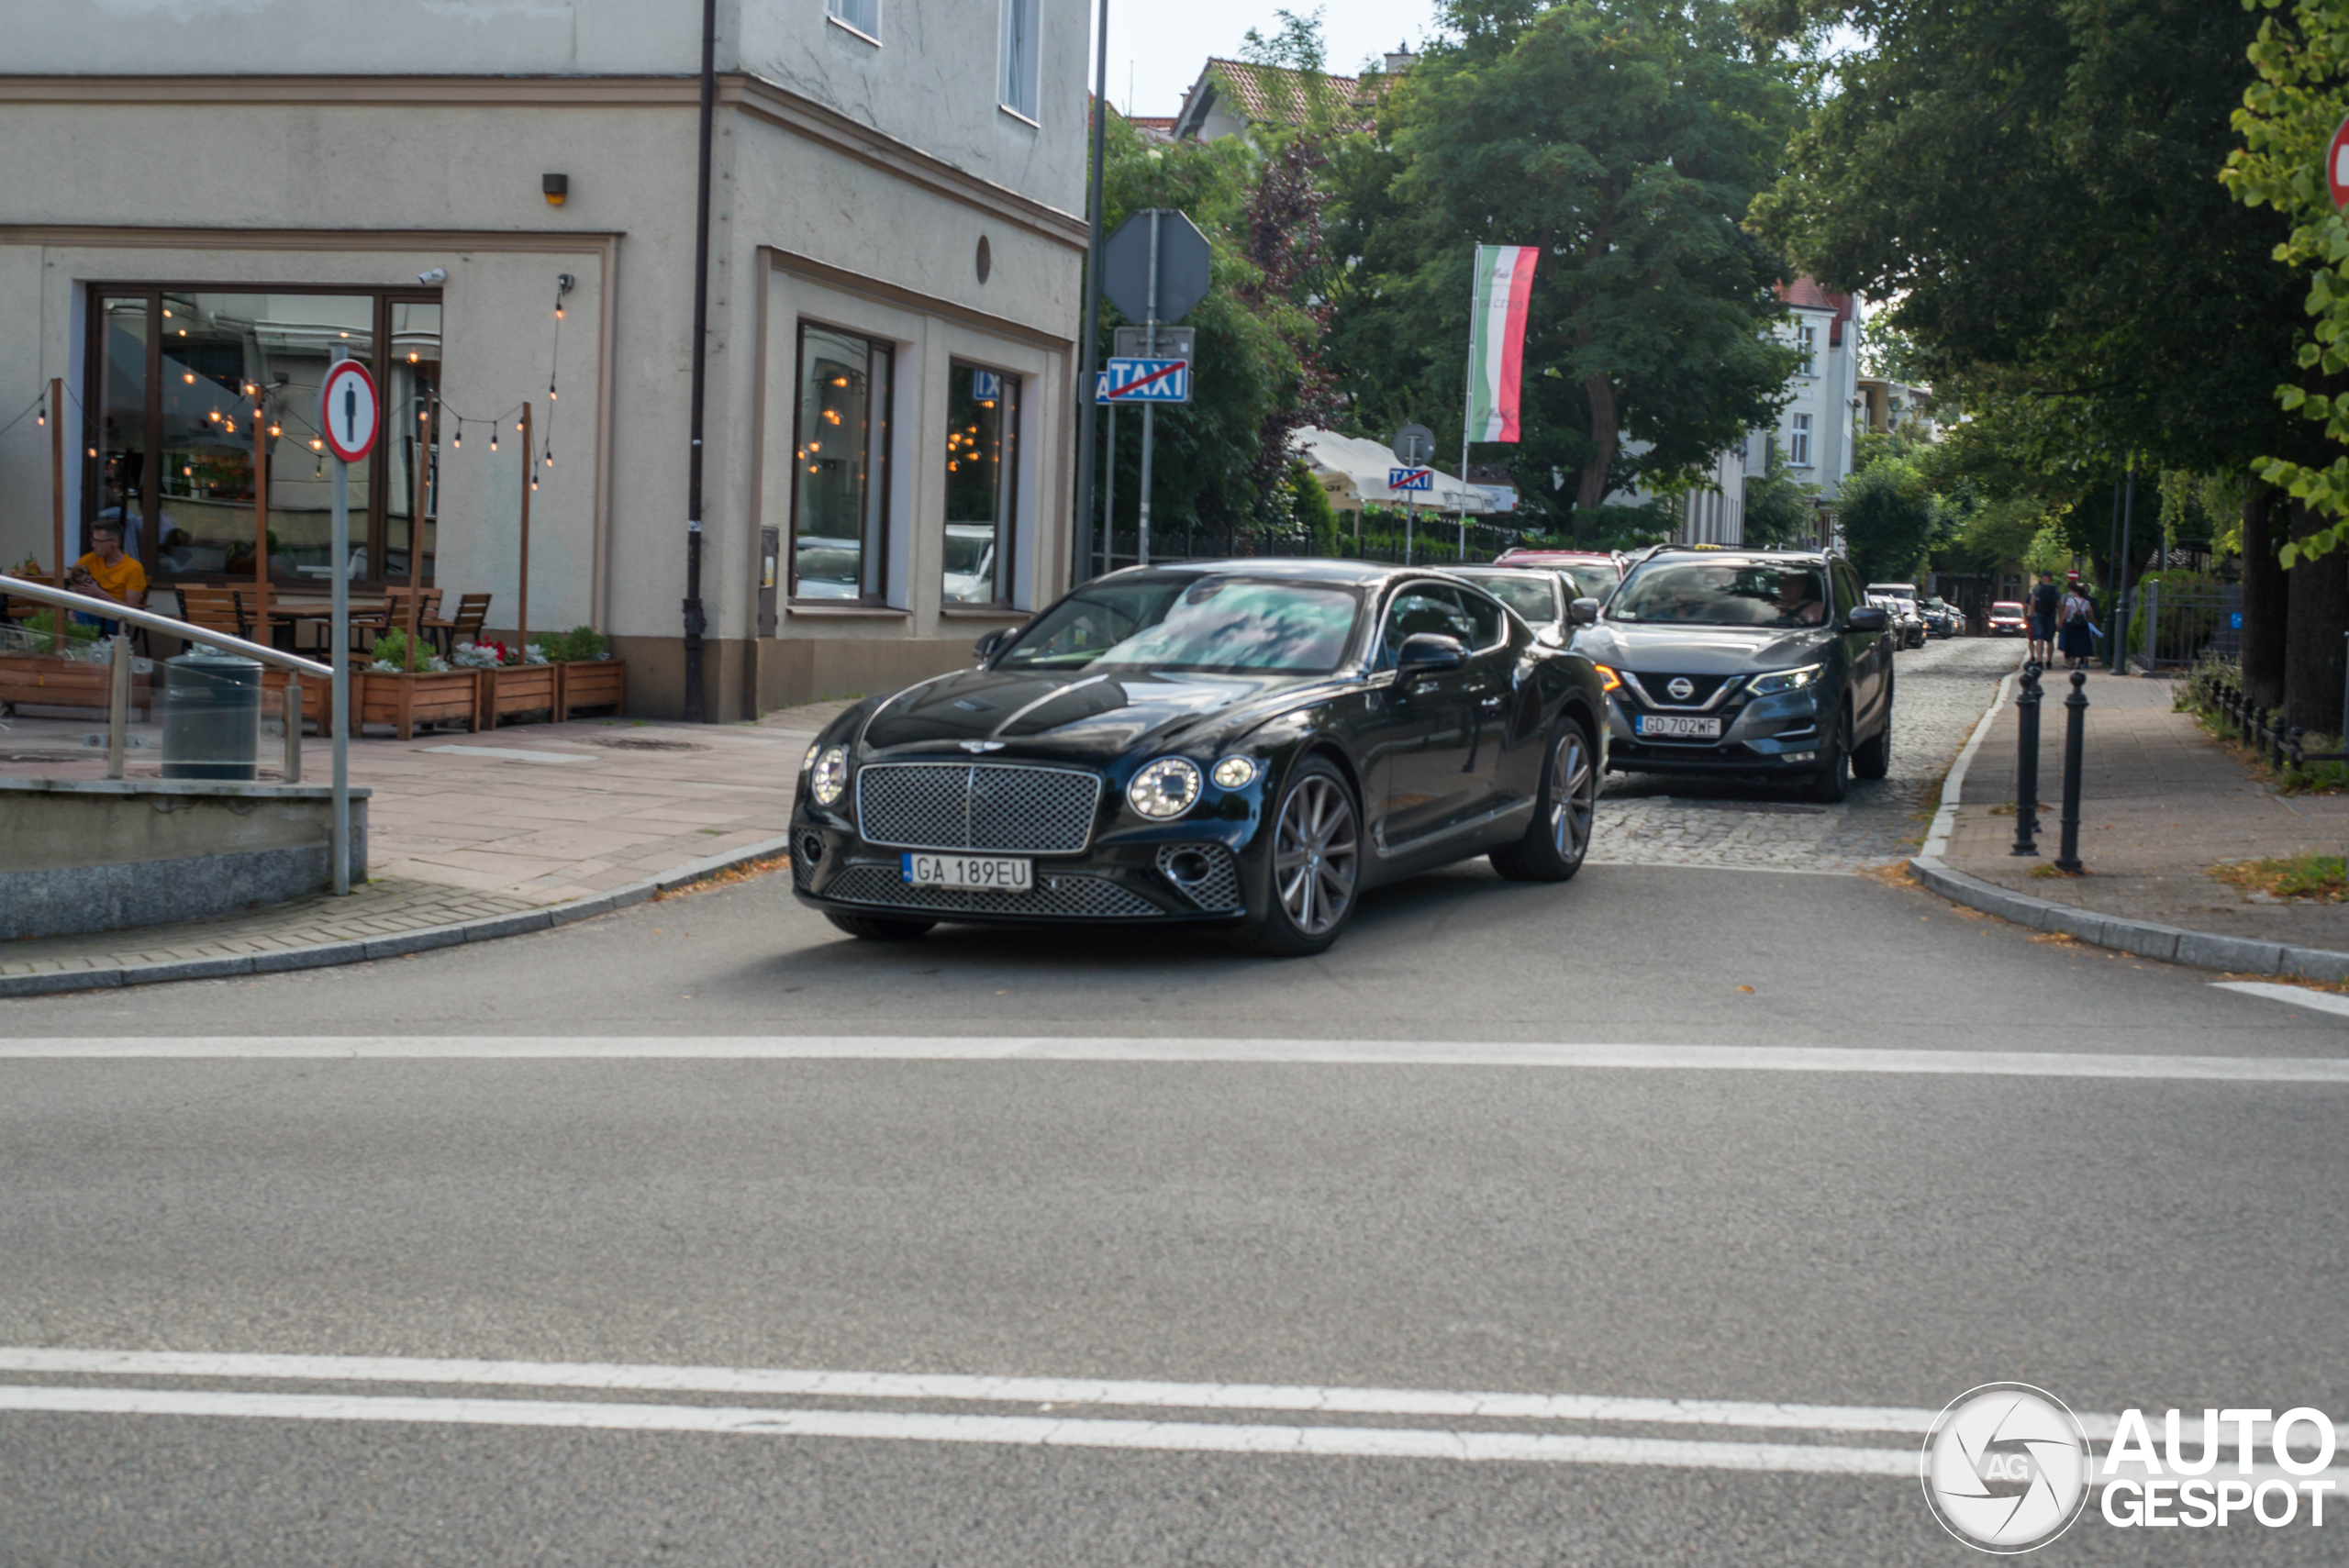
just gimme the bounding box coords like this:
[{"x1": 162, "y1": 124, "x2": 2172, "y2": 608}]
[
  {"x1": 1987, "y1": 600, "x2": 2028, "y2": 637},
  {"x1": 1568, "y1": 546, "x2": 1897, "y2": 803},
  {"x1": 792, "y1": 562, "x2": 1611, "y2": 957},
  {"x1": 1869, "y1": 593, "x2": 1926, "y2": 650},
  {"x1": 1445, "y1": 565, "x2": 1598, "y2": 645},
  {"x1": 1493, "y1": 548, "x2": 1622, "y2": 605},
  {"x1": 1919, "y1": 596, "x2": 1961, "y2": 639}
]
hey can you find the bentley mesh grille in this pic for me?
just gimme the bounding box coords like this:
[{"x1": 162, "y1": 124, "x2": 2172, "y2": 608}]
[
  {"x1": 823, "y1": 862, "x2": 1159, "y2": 918},
  {"x1": 1154, "y1": 844, "x2": 1244, "y2": 914},
  {"x1": 856, "y1": 762, "x2": 1102, "y2": 853}
]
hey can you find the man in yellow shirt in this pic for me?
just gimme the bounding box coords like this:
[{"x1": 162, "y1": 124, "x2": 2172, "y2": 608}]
[{"x1": 69, "y1": 521, "x2": 147, "y2": 634}]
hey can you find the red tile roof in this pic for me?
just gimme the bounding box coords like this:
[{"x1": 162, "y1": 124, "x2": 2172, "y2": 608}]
[
  {"x1": 1202, "y1": 58, "x2": 1364, "y2": 127},
  {"x1": 1776, "y1": 277, "x2": 1854, "y2": 346}
]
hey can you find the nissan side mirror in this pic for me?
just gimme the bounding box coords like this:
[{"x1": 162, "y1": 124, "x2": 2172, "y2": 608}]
[
  {"x1": 973, "y1": 628, "x2": 1010, "y2": 662},
  {"x1": 1395, "y1": 632, "x2": 1469, "y2": 675},
  {"x1": 1846, "y1": 606, "x2": 1889, "y2": 633},
  {"x1": 1566, "y1": 596, "x2": 1601, "y2": 627}
]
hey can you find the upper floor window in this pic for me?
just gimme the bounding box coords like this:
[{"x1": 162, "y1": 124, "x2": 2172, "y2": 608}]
[
  {"x1": 828, "y1": 0, "x2": 880, "y2": 44},
  {"x1": 999, "y1": 0, "x2": 1040, "y2": 120},
  {"x1": 1789, "y1": 412, "x2": 1813, "y2": 467},
  {"x1": 1796, "y1": 321, "x2": 1818, "y2": 377}
]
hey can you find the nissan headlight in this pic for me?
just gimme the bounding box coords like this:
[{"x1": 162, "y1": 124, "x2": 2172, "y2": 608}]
[
  {"x1": 1128, "y1": 757, "x2": 1202, "y2": 819},
  {"x1": 1210, "y1": 755, "x2": 1260, "y2": 790},
  {"x1": 810, "y1": 745, "x2": 850, "y2": 806},
  {"x1": 1747, "y1": 662, "x2": 1824, "y2": 697}
]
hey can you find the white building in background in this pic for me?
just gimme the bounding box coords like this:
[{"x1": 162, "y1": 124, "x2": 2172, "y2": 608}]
[
  {"x1": 1669, "y1": 277, "x2": 1866, "y2": 548},
  {"x1": 0, "y1": 0, "x2": 1090, "y2": 718}
]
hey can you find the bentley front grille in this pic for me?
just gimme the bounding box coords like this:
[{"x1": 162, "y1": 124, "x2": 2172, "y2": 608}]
[
  {"x1": 823, "y1": 862, "x2": 1160, "y2": 918},
  {"x1": 855, "y1": 762, "x2": 1102, "y2": 854}
]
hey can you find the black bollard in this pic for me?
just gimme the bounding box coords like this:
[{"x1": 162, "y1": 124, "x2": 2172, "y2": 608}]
[
  {"x1": 2012, "y1": 662, "x2": 2043, "y2": 856},
  {"x1": 2055, "y1": 670, "x2": 2088, "y2": 873}
]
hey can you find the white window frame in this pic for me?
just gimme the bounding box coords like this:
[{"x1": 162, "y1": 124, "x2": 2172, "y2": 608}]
[
  {"x1": 1789, "y1": 412, "x2": 1813, "y2": 468},
  {"x1": 827, "y1": 0, "x2": 881, "y2": 47},
  {"x1": 998, "y1": 0, "x2": 1041, "y2": 123},
  {"x1": 1796, "y1": 320, "x2": 1818, "y2": 378}
]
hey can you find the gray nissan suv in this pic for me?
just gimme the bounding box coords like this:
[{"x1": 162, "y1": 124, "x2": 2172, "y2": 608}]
[{"x1": 1567, "y1": 547, "x2": 1896, "y2": 803}]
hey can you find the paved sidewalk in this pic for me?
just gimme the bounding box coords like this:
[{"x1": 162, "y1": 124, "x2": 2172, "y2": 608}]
[
  {"x1": 1938, "y1": 667, "x2": 2349, "y2": 957},
  {"x1": 0, "y1": 700, "x2": 855, "y2": 992}
]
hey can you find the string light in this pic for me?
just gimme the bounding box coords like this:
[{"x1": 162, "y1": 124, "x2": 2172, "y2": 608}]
[
  {"x1": 36, "y1": 405, "x2": 44, "y2": 427},
  {"x1": 452, "y1": 422, "x2": 462, "y2": 450},
  {"x1": 489, "y1": 423, "x2": 498, "y2": 452}
]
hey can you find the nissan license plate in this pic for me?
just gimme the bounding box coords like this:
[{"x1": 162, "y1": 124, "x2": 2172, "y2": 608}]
[
  {"x1": 1636, "y1": 714, "x2": 1722, "y2": 740},
  {"x1": 902, "y1": 853, "x2": 1032, "y2": 892}
]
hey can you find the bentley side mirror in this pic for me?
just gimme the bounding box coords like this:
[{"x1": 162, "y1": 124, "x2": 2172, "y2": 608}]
[
  {"x1": 973, "y1": 628, "x2": 1010, "y2": 662},
  {"x1": 1395, "y1": 632, "x2": 1469, "y2": 676},
  {"x1": 1846, "y1": 606, "x2": 1889, "y2": 633},
  {"x1": 1566, "y1": 596, "x2": 1601, "y2": 627}
]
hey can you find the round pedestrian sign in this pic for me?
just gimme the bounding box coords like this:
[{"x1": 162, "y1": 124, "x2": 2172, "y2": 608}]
[
  {"x1": 2329, "y1": 113, "x2": 2349, "y2": 211},
  {"x1": 319, "y1": 360, "x2": 380, "y2": 463}
]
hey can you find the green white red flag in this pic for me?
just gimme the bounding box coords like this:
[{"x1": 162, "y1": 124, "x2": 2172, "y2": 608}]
[{"x1": 1467, "y1": 245, "x2": 1539, "y2": 443}]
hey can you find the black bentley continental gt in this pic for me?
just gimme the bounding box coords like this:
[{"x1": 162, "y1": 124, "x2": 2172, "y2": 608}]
[{"x1": 789, "y1": 561, "x2": 1611, "y2": 954}]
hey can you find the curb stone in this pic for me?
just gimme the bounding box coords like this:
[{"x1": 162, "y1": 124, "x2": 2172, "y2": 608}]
[
  {"x1": 1909, "y1": 672, "x2": 2349, "y2": 984},
  {"x1": 0, "y1": 833, "x2": 796, "y2": 1000}
]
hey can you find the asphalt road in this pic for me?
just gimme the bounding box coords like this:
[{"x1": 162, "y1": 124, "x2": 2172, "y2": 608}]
[{"x1": 4, "y1": 643, "x2": 2344, "y2": 1565}]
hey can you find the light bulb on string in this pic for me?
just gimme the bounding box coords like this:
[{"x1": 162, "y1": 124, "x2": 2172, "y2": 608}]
[
  {"x1": 490, "y1": 424, "x2": 498, "y2": 452},
  {"x1": 452, "y1": 422, "x2": 462, "y2": 450}
]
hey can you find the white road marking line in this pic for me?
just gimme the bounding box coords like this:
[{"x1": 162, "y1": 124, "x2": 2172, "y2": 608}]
[
  {"x1": 0, "y1": 1350, "x2": 1946, "y2": 1435},
  {"x1": 418, "y1": 745, "x2": 586, "y2": 763},
  {"x1": 2214, "y1": 981, "x2": 2349, "y2": 1020},
  {"x1": 0, "y1": 1385, "x2": 1917, "y2": 1473},
  {"x1": 2, "y1": 1036, "x2": 2344, "y2": 1081}
]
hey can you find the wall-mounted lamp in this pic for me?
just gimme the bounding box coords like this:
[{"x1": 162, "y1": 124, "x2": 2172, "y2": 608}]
[
  {"x1": 542, "y1": 173, "x2": 570, "y2": 207},
  {"x1": 417, "y1": 267, "x2": 449, "y2": 286}
]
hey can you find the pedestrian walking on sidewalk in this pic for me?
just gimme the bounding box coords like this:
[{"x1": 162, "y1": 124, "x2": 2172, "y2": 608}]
[
  {"x1": 2028, "y1": 572, "x2": 2060, "y2": 665},
  {"x1": 2058, "y1": 581, "x2": 2099, "y2": 671}
]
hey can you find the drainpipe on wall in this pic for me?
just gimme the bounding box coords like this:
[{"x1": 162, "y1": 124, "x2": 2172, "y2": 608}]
[
  {"x1": 682, "y1": 0, "x2": 718, "y2": 722},
  {"x1": 1071, "y1": 0, "x2": 1110, "y2": 584}
]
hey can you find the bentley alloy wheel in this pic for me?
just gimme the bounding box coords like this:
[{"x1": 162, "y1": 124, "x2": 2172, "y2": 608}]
[
  {"x1": 1549, "y1": 728, "x2": 1595, "y2": 867},
  {"x1": 1241, "y1": 757, "x2": 1361, "y2": 955}
]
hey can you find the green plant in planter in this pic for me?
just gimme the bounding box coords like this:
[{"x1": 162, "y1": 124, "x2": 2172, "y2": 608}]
[
  {"x1": 542, "y1": 625, "x2": 610, "y2": 662},
  {"x1": 14, "y1": 609, "x2": 102, "y2": 647}
]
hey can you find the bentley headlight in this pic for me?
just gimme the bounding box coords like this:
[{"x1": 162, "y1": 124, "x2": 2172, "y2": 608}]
[
  {"x1": 810, "y1": 745, "x2": 850, "y2": 806},
  {"x1": 800, "y1": 740, "x2": 822, "y2": 775},
  {"x1": 1747, "y1": 662, "x2": 1825, "y2": 697},
  {"x1": 1211, "y1": 755, "x2": 1259, "y2": 790},
  {"x1": 1128, "y1": 757, "x2": 1202, "y2": 819}
]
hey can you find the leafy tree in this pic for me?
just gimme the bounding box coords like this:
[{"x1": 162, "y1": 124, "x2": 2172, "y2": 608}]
[
  {"x1": 1741, "y1": 442, "x2": 1820, "y2": 548},
  {"x1": 1325, "y1": 0, "x2": 1802, "y2": 543},
  {"x1": 1242, "y1": 6, "x2": 1329, "y2": 72},
  {"x1": 1836, "y1": 458, "x2": 1937, "y2": 582}
]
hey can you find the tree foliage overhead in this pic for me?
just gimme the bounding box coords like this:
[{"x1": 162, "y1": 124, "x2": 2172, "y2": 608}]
[
  {"x1": 1324, "y1": 0, "x2": 1801, "y2": 541},
  {"x1": 2223, "y1": 0, "x2": 2349, "y2": 562},
  {"x1": 1753, "y1": 0, "x2": 2312, "y2": 485}
]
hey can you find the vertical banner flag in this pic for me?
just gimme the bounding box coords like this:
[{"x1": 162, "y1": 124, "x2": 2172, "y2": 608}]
[{"x1": 1468, "y1": 245, "x2": 1539, "y2": 442}]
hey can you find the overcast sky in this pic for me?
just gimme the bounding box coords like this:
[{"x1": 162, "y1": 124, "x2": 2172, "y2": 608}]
[{"x1": 1092, "y1": 1, "x2": 1447, "y2": 117}]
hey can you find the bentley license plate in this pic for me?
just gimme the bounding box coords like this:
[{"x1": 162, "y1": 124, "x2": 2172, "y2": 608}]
[
  {"x1": 1636, "y1": 714, "x2": 1722, "y2": 740},
  {"x1": 902, "y1": 853, "x2": 1032, "y2": 892}
]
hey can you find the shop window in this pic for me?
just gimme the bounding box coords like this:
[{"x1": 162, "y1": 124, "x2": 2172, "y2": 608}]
[
  {"x1": 999, "y1": 0, "x2": 1040, "y2": 120},
  {"x1": 82, "y1": 286, "x2": 436, "y2": 587},
  {"x1": 943, "y1": 363, "x2": 1019, "y2": 606},
  {"x1": 791, "y1": 324, "x2": 895, "y2": 603}
]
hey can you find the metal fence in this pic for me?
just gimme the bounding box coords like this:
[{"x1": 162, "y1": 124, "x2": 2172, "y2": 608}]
[{"x1": 2123, "y1": 581, "x2": 2241, "y2": 672}]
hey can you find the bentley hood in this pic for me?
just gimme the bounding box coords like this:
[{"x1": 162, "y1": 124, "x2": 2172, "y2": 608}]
[{"x1": 856, "y1": 666, "x2": 1328, "y2": 765}]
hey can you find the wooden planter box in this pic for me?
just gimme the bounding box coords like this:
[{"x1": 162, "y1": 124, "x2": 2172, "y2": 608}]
[
  {"x1": 0, "y1": 651, "x2": 152, "y2": 717},
  {"x1": 477, "y1": 663, "x2": 559, "y2": 730},
  {"x1": 355, "y1": 669, "x2": 483, "y2": 741},
  {"x1": 260, "y1": 667, "x2": 338, "y2": 736},
  {"x1": 555, "y1": 659, "x2": 626, "y2": 720}
]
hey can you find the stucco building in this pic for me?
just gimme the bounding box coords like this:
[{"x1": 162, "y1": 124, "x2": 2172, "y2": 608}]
[{"x1": 0, "y1": 0, "x2": 1089, "y2": 717}]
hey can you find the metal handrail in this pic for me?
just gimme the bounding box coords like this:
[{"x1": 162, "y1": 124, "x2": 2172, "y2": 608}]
[{"x1": 0, "y1": 573, "x2": 335, "y2": 677}]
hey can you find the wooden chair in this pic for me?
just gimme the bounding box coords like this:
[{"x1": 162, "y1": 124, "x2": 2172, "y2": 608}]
[
  {"x1": 174, "y1": 584, "x2": 250, "y2": 644},
  {"x1": 423, "y1": 592, "x2": 491, "y2": 654},
  {"x1": 362, "y1": 586, "x2": 441, "y2": 659}
]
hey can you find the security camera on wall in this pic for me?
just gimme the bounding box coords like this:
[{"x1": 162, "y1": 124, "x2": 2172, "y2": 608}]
[{"x1": 417, "y1": 268, "x2": 448, "y2": 286}]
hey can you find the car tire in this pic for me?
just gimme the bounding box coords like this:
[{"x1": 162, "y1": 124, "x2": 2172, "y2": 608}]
[
  {"x1": 1808, "y1": 709, "x2": 1852, "y2": 804},
  {"x1": 1234, "y1": 755, "x2": 1362, "y2": 958},
  {"x1": 825, "y1": 911, "x2": 937, "y2": 941},
  {"x1": 1853, "y1": 681, "x2": 1892, "y2": 781},
  {"x1": 1490, "y1": 717, "x2": 1597, "y2": 883}
]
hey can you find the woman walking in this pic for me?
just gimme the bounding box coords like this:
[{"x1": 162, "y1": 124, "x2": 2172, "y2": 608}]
[{"x1": 2058, "y1": 581, "x2": 2099, "y2": 672}]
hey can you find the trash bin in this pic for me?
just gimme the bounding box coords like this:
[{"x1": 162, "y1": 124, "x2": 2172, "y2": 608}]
[{"x1": 161, "y1": 651, "x2": 262, "y2": 780}]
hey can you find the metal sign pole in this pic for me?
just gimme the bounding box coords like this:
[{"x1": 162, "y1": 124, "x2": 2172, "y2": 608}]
[
  {"x1": 1138, "y1": 210, "x2": 1162, "y2": 569},
  {"x1": 330, "y1": 446, "x2": 351, "y2": 895},
  {"x1": 1103, "y1": 400, "x2": 1116, "y2": 575},
  {"x1": 1405, "y1": 490, "x2": 1415, "y2": 566}
]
